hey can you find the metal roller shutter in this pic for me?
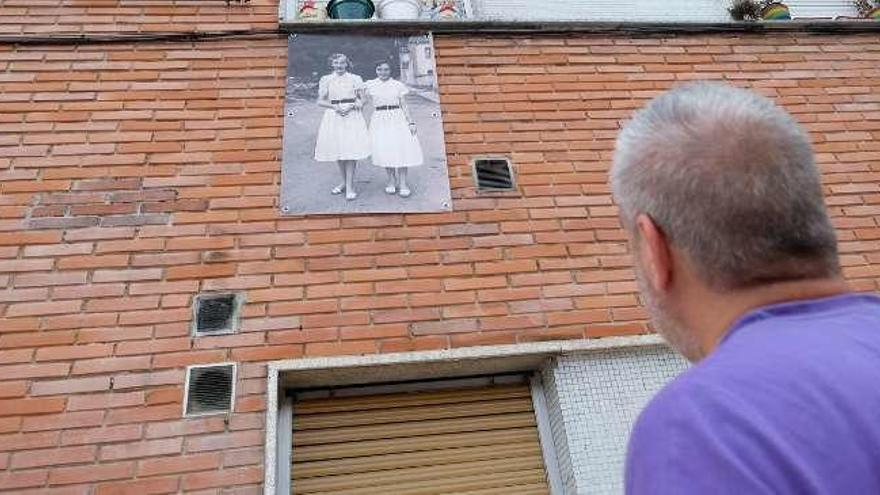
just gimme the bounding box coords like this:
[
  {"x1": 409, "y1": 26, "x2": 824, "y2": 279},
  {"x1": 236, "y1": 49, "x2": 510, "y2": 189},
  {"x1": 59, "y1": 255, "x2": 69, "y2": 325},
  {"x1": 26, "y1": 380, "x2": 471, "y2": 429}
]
[{"x1": 291, "y1": 382, "x2": 551, "y2": 495}]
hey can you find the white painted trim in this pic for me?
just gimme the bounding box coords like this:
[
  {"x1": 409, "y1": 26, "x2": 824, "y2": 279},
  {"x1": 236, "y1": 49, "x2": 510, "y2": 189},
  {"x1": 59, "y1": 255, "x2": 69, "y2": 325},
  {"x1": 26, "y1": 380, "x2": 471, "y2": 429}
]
[
  {"x1": 182, "y1": 362, "x2": 237, "y2": 418},
  {"x1": 530, "y1": 374, "x2": 565, "y2": 495},
  {"x1": 264, "y1": 362, "x2": 279, "y2": 494},
  {"x1": 262, "y1": 335, "x2": 665, "y2": 494},
  {"x1": 276, "y1": 392, "x2": 293, "y2": 495}
]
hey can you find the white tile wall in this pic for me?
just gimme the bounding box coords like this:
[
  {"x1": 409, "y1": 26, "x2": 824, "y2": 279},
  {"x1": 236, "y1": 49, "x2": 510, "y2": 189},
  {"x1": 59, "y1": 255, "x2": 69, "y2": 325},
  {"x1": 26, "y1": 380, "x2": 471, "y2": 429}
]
[{"x1": 542, "y1": 345, "x2": 688, "y2": 494}]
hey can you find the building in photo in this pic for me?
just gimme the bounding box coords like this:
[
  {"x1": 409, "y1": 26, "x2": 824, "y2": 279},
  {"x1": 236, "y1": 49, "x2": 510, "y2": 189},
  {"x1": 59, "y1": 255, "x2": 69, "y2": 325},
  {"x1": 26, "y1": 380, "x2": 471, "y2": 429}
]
[{"x1": 0, "y1": 0, "x2": 878, "y2": 494}]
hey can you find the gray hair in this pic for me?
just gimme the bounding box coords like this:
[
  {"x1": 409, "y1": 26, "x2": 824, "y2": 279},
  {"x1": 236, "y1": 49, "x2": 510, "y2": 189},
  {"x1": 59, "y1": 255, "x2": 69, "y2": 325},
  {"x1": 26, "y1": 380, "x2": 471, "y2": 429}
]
[{"x1": 611, "y1": 82, "x2": 839, "y2": 290}]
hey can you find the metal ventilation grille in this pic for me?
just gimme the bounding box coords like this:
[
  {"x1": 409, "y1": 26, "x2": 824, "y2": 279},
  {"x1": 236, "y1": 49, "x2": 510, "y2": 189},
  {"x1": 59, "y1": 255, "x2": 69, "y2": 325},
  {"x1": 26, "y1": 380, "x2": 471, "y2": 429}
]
[
  {"x1": 474, "y1": 158, "x2": 515, "y2": 190},
  {"x1": 185, "y1": 364, "x2": 235, "y2": 416},
  {"x1": 195, "y1": 293, "x2": 237, "y2": 335}
]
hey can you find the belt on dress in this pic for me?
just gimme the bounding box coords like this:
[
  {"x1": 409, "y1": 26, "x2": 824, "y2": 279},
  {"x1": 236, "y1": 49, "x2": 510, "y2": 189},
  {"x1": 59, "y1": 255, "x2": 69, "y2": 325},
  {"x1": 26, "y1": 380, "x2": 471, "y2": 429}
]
[
  {"x1": 331, "y1": 99, "x2": 356, "y2": 104},
  {"x1": 375, "y1": 105, "x2": 401, "y2": 111}
]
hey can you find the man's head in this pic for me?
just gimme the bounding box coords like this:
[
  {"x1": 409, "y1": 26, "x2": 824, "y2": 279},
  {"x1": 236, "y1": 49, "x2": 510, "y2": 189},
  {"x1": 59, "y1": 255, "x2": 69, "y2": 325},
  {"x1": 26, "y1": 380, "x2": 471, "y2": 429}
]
[{"x1": 611, "y1": 82, "x2": 840, "y2": 361}]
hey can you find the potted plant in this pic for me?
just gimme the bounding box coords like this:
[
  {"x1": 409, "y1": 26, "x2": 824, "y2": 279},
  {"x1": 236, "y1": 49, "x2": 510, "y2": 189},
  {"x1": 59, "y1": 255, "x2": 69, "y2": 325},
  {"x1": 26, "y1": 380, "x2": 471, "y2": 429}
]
[
  {"x1": 853, "y1": 0, "x2": 880, "y2": 19},
  {"x1": 729, "y1": 0, "x2": 790, "y2": 21},
  {"x1": 326, "y1": 0, "x2": 375, "y2": 19},
  {"x1": 376, "y1": 0, "x2": 422, "y2": 19}
]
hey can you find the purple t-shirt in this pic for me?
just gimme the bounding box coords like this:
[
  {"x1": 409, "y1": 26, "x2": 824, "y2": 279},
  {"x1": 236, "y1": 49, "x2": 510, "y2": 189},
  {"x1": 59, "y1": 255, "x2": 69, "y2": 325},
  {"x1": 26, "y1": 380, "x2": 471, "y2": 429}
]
[{"x1": 626, "y1": 293, "x2": 880, "y2": 494}]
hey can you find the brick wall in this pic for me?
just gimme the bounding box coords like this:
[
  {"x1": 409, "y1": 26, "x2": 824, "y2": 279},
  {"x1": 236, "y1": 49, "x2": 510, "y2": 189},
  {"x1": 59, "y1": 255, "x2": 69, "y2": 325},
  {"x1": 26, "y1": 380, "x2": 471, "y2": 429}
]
[
  {"x1": 0, "y1": 0, "x2": 278, "y2": 35},
  {"x1": 1, "y1": 21, "x2": 879, "y2": 493}
]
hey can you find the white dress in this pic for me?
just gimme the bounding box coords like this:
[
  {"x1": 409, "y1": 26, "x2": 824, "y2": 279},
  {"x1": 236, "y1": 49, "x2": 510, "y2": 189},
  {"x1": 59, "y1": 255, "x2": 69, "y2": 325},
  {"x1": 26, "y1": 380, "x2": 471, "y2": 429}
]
[
  {"x1": 314, "y1": 73, "x2": 371, "y2": 162},
  {"x1": 365, "y1": 78, "x2": 424, "y2": 168}
]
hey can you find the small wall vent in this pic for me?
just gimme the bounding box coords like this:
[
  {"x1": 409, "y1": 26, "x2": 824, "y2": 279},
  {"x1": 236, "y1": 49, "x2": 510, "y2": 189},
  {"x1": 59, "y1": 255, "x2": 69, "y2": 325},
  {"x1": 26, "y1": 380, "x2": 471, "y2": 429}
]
[
  {"x1": 193, "y1": 293, "x2": 241, "y2": 336},
  {"x1": 473, "y1": 157, "x2": 515, "y2": 191},
  {"x1": 184, "y1": 363, "x2": 236, "y2": 416}
]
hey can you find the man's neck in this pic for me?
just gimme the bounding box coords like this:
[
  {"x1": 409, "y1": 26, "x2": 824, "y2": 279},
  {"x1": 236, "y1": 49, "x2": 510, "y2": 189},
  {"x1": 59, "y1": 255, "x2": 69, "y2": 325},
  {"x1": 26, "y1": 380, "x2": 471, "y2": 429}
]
[{"x1": 686, "y1": 277, "x2": 851, "y2": 358}]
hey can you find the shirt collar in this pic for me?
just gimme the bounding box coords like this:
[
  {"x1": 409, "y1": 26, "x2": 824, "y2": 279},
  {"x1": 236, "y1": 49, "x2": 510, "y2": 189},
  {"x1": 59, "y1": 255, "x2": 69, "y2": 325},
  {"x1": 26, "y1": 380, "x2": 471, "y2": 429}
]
[{"x1": 719, "y1": 292, "x2": 879, "y2": 346}]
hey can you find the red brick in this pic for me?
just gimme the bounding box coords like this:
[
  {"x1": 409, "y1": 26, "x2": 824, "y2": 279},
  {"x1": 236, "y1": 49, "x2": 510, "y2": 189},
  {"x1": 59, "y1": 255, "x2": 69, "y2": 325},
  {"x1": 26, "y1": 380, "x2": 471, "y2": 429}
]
[
  {"x1": 11, "y1": 445, "x2": 96, "y2": 469},
  {"x1": 99, "y1": 438, "x2": 182, "y2": 461},
  {"x1": 182, "y1": 465, "x2": 262, "y2": 491},
  {"x1": 0, "y1": 258, "x2": 54, "y2": 272},
  {"x1": 115, "y1": 338, "x2": 191, "y2": 356},
  {"x1": 95, "y1": 476, "x2": 181, "y2": 495},
  {"x1": 6, "y1": 300, "x2": 81, "y2": 317},
  {"x1": 0, "y1": 470, "x2": 49, "y2": 490},
  {"x1": 66, "y1": 391, "x2": 144, "y2": 412},
  {"x1": 118, "y1": 308, "x2": 189, "y2": 326},
  {"x1": 232, "y1": 345, "x2": 304, "y2": 362},
  {"x1": 223, "y1": 447, "x2": 263, "y2": 467},
  {"x1": 0, "y1": 381, "x2": 28, "y2": 399},
  {"x1": 13, "y1": 271, "x2": 87, "y2": 287},
  {"x1": 71, "y1": 356, "x2": 150, "y2": 375},
  {"x1": 151, "y1": 350, "x2": 227, "y2": 369},
  {"x1": 49, "y1": 461, "x2": 135, "y2": 485},
  {"x1": 105, "y1": 405, "x2": 181, "y2": 426},
  {"x1": 137, "y1": 452, "x2": 221, "y2": 477},
  {"x1": 547, "y1": 309, "x2": 611, "y2": 326},
  {"x1": 0, "y1": 398, "x2": 66, "y2": 417},
  {"x1": 0, "y1": 431, "x2": 60, "y2": 452},
  {"x1": 0, "y1": 363, "x2": 70, "y2": 380},
  {"x1": 304, "y1": 340, "x2": 378, "y2": 357},
  {"x1": 22, "y1": 411, "x2": 105, "y2": 432},
  {"x1": 92, "y1": 268, "x2": 162, "y2": 283},
  {"x1": 31, "y1": 376, "x2": 111, "y2": 396},
  {"x1": 185, "y1": 430, "x2": 262, "y2": 452},
  {"x1": 145, "y1": 387, "x2": 182, "y2": 406},
  {"x1": 61, "y1": 425, "x2": 143, "y2": 446},
  {"x1": 412, "y1": 319, "x2": 480, "y2": 335},
  {"x1": 35, "y1": 343, "x2": 114, "y2": 362},
  {"x1": 166, "y1": 263, "x2": 235, "y2": 280},
  {"x1": 143, "y1": 417, "x2": 226, "y2": 440}
]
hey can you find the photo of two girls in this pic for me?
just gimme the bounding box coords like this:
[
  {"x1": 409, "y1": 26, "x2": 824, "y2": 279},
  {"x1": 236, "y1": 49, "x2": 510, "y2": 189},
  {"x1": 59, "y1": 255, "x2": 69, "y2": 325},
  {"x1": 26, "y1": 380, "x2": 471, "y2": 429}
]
[{"x1": 281, "y1": 33, "x2": 453, "y2": 215}]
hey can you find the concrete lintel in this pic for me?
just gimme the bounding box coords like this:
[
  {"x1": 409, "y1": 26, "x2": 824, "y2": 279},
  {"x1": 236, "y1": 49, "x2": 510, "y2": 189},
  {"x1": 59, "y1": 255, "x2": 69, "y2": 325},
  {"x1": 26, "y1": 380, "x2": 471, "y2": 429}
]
[{"x1": 263, "y1": 334, "x2": 666, "y2": 494}]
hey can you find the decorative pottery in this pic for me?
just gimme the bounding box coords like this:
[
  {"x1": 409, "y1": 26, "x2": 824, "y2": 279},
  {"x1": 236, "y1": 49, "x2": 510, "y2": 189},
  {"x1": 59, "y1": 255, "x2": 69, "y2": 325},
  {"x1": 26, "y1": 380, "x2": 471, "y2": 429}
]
[
  {"x1": 298, "y1": 0, "x2": 323, "y2": 20},
  {"x1": 761, "y1": 2, "x2": 791, "y2": 20},
  {"x1": 327, "y1": 0, "x2": 375, "y2": 19},
  {"x1": 434, "y1": 0, "x2": 460, "y2": 18},
  {"x1": 376, "y1": 0, "x2": 422, "y2": 19}
]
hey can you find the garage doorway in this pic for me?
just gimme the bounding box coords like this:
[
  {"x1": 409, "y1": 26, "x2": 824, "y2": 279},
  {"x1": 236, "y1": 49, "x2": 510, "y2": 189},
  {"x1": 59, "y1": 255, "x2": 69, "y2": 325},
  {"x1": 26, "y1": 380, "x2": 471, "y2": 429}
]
[{"x1": 290, "y1": 375, "x2": 553, "y2": 494}]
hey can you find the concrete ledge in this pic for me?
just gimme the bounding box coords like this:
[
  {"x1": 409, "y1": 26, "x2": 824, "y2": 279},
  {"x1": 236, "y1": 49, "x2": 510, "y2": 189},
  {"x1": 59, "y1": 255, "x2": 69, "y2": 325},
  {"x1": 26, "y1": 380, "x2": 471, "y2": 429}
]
[
  {"x1": 263, "y1": 334, "x2": 666, "y2": 494},
  {"x1": 280, "y1": 20, "x2": 880, "y2": 35},
  {"x1": 5, "y1": 20, "x2": 878, "y2": 46},
  {"x1": 270, "y1": 334, "x2": 664, "y2": 388}
]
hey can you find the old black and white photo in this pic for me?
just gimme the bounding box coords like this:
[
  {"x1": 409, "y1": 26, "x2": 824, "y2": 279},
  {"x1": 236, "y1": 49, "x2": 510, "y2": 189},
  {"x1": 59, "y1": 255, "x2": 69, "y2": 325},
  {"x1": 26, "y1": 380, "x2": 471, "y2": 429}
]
[{"x1": 281, "y1": 33, "x2": 452, "y2": 215}]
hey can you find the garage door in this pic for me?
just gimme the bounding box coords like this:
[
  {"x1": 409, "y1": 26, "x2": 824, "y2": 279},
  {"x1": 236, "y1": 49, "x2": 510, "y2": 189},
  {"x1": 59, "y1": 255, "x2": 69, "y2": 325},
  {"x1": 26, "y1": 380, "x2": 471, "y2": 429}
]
[{"x1": 291, "y1": 379, "x2": 551, "y2": 495}]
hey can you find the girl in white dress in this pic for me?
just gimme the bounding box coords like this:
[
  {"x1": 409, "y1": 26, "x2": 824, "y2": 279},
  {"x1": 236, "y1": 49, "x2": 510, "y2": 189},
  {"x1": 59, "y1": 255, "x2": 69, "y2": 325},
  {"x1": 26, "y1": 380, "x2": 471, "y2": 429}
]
[
  {"x1": 365, "y1": 61, "x2": 424, "y2": 198},
  {"x1": 314, "y1": 53, "x2": 370, "y2": 201}
]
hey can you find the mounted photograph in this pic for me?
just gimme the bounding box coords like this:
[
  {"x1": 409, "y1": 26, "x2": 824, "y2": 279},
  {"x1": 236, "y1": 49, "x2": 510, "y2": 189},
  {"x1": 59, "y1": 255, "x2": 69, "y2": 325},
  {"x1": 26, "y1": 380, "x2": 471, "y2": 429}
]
[{"x1": 281, "y1": 32, "x2": 452, "y2": 215}]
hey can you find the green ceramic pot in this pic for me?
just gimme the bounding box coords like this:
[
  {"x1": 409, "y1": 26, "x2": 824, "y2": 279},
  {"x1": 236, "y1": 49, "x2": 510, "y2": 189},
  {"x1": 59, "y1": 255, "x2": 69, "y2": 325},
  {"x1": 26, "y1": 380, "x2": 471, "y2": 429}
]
[{"x1": 327, "y1": 0, "x2": 375, "y2": 19}]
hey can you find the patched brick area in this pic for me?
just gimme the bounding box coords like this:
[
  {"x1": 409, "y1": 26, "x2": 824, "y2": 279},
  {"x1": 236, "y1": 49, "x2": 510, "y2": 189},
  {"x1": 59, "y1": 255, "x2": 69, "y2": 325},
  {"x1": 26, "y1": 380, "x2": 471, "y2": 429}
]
[{"x1": 1, "y1": 15, "x2": 879, "y2": 493}]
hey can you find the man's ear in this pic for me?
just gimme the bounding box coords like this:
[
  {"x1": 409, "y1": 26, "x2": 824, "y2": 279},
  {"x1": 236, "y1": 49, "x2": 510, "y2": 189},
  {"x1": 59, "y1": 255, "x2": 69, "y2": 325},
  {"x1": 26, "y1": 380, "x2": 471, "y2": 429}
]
[{"x1": 635, "y1": 214, "x2": 673, "y2": 293}]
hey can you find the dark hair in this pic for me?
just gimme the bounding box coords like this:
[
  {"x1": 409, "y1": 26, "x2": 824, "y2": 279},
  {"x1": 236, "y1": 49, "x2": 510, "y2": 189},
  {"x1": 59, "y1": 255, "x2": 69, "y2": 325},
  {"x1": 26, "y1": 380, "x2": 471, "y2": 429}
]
[{"x1": 374, "y1": 60, "x2": 392, "y2": 70}]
